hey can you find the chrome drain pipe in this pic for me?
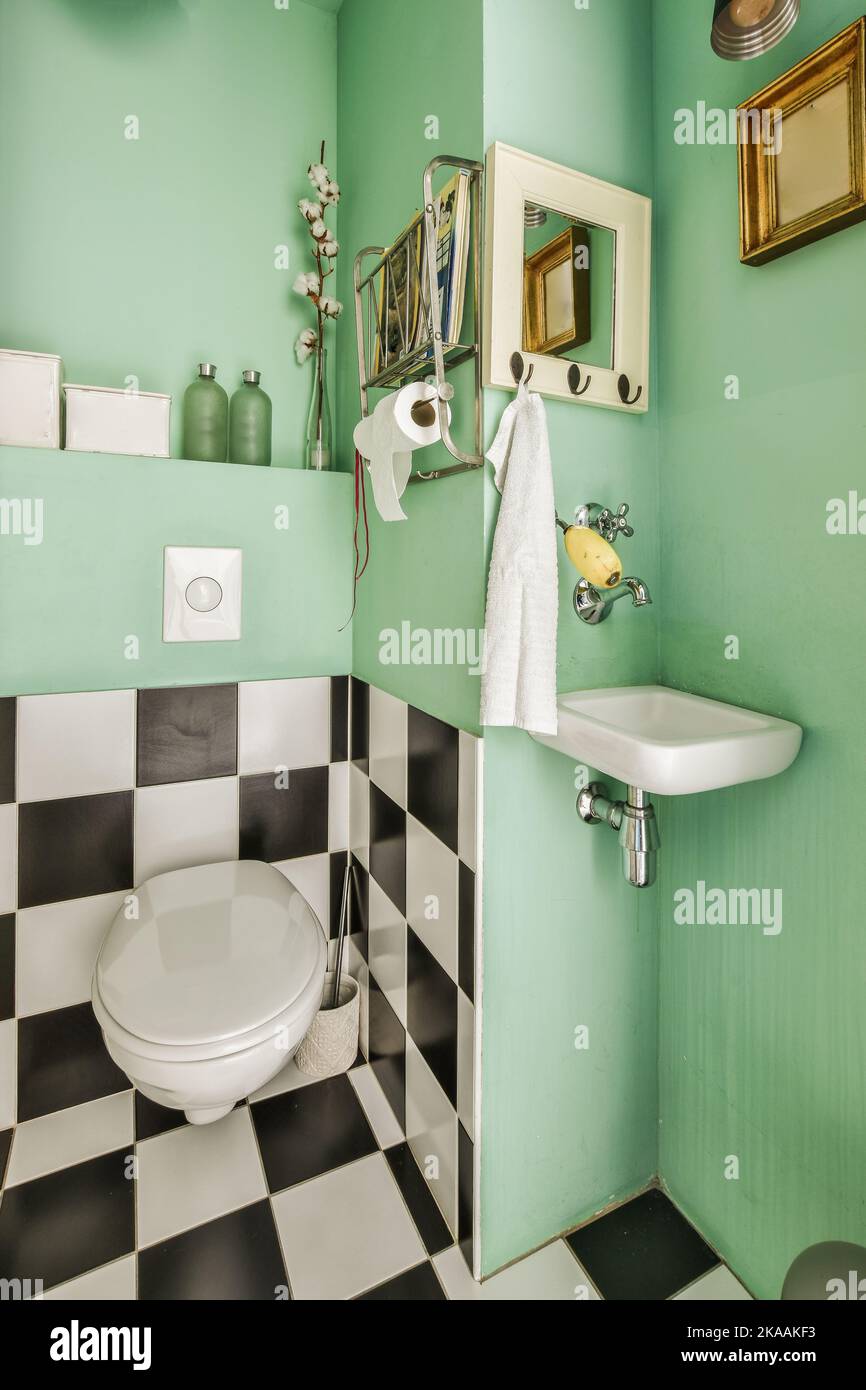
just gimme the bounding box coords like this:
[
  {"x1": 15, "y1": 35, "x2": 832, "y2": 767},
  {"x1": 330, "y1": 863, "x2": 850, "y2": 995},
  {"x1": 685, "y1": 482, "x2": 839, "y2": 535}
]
[{"x1": 577, "y1": 782, "x2": 660, "y2": 888}]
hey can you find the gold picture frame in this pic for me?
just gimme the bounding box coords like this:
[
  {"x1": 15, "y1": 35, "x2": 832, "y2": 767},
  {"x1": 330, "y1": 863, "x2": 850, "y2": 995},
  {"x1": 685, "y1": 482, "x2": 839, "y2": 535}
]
[
  {"x1": 738, "y1": 18, "x2": 866, "y2": 266},
  {"x1": 523, "y1": 226, "x2": 590, "y2": 356}
]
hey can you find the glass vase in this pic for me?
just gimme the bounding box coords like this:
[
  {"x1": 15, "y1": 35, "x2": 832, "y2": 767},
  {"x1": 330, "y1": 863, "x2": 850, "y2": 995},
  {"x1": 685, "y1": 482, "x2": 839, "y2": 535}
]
[{"x1": 305, "y1": 345, "x2": 333, "y2": 471}]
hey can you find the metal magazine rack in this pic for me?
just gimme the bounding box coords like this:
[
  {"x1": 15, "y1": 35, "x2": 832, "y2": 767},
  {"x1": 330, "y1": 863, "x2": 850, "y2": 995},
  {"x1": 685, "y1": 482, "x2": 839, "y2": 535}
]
[{"x1": 352, "y1": 155, "x2": 484, "y2": 483}]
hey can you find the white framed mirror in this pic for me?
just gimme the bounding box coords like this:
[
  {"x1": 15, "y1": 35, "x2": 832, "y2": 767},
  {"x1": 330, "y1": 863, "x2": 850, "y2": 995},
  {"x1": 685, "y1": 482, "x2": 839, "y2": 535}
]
[{"x1": 483, "y1": 143, "x2": 651, "y2": 411}]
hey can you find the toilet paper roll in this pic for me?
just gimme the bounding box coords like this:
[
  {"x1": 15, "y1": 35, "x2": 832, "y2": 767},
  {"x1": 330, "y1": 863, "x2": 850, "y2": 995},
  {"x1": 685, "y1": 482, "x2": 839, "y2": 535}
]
[{"x1": 353, "y1": 383, "x2": 451, "y2": 522}]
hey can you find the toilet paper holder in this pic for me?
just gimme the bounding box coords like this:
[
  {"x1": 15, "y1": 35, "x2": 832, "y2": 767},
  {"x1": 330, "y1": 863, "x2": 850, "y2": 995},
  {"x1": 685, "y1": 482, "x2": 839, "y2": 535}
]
[{"x1": 353, "y1": 154, "x2": 485, "y2": 485}]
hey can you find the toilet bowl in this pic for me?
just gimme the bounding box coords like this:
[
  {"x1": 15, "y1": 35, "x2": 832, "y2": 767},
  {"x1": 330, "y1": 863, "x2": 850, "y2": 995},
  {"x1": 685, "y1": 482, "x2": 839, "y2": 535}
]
[{"x1": 92, "y1": 859, "x2": 327, "y2": 1124}]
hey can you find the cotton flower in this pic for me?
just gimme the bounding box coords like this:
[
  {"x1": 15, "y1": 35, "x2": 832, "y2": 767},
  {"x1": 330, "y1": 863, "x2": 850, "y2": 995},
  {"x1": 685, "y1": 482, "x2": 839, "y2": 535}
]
[
  {"x1": 320, "y1": 181, "x2": 341, "y2": 206},
  {"x1": 295, "y1": 328, "x2": 318, "y2": 364},
  {"x1": 310, "y1": 219, "x2": 327, "y2": 240},
  {"x1": 293, "y1": 271, "x2": 319, "y2": 298},
  {"x1": 322, "y1": 238, "x2": 339, "y2": 258},
  {"x1": 308, "y1": 162, "x2": 330, "y2": 191},
  {"x1": 299, "y1": 198, "x2": 323, "y2": 221},
  {"x1": 320, "y1": 297, "x2": 343, "y2": 320}
]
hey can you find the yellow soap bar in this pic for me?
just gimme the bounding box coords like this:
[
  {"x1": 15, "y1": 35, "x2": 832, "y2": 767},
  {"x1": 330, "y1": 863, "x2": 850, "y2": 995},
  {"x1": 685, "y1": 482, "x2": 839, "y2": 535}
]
[{"x1": 563, "y1": 526, "x2": 622, "y2": 589}]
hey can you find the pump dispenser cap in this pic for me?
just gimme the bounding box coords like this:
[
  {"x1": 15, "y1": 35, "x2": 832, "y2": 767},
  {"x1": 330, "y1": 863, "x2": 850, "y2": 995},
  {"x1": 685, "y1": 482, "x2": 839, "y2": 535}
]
[
  {"x1": 242, "y1": 370, "x2": 261, "y2": 385},
  {"x1": 198, "y1": 363, "x2": 217, "y2": 378}
]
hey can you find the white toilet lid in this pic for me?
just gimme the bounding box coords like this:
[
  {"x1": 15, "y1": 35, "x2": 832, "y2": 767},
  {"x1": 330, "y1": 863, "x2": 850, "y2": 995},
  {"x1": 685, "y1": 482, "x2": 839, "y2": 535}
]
[{"x1": 94, "y1": 860, "x2": 325, "y2": 1047}]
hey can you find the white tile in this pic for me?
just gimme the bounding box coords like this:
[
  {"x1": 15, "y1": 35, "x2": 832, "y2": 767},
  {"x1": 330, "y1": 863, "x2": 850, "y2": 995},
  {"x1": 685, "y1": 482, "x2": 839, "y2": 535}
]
[
  {"x1": 0, "y1": 803, "x2": 15, "y2": 914},
  {"x1": 272, "y1": 1152, "x2": 425, "y2": 1300},
  {"x1": 349, "y1": 765, "x2": 369, "y2": 868},
  {"x1": 346, "y1": 938, "x2": 369, "y2": 1058},
  {"x1": 458, "y1": 730, "x2": 478, "y2": 870},
  {"x1": 136, "y1": 1105, "x2": 266, "y2": 1247},
  {"x1": 348, "y1": 1064, "x2": 403, "y2": 1148},
  {"x1": 457, "y1": 988, "x2": 475, "y2": 1141},
  {"x1": 17, "y1": 690, "x2": 135, "y2": 802},
  {"x1": 274, "y1": 854, "x2": 329, "y2": 937},
  {"x1": 7, "y1": 1091, "x2": 133, "y2": 1187},
  {"x1": 39, "y1": 1256, "x2": 137, "y2": 1302},
  {"x1": 674, "y1": 1265, "x2": 753, "y2": 1300},
  {"x1": 434, "y1": 1240, "x2": 599, "y2": 1301},
  {"x1": 249, "y1": 1058, "x2": 320, "y2": 1103},
  {"x1": 238, "y1": 677, "x2": 330, "y2": 774},
  {"x1": 405, "y1": 1038, "x2": 458, "y2": 1237},
  {"x1": 134, "y1": 777, "x2": 238, "y2": 884},
  {"x1": 16, "y1": 890, "x2": 127, "y2": 1016},
  {"x1": 369, "y1": 687, "x2": 407, "y2": 808},
  {"x1": 368, "y1": 876, "x2": 407, "y2": 1026},
  {"x1": 406, "y1": 813, "x2": 458, "y2": 981},
  {"x1": 0, "y1": 1017, "x2": 15, "y2": 1128},
  {"x1": 328, "y1": 761, "x2": 349, "y2": 852}
]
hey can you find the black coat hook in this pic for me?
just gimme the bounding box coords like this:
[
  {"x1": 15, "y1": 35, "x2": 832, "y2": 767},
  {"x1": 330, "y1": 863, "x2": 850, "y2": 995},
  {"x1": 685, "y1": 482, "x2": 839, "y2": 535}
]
[
  {"x1": 567, "y1": 364, "x2": 591, "y2": 397},
  {"x1": 617, "y1": 374, "x2": 643, "y2": 407},
  {"x1": 510, "y1": 351, "x2": 533, "y2": 387}
]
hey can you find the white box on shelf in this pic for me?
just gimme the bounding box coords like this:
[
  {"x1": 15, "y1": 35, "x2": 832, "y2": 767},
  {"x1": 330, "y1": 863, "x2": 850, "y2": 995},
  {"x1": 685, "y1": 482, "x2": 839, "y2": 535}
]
[
  {"x1": 0, "y1": 349, "x2": 63, "y2": 448},
  {"x1": 63, "y1": 384, "x2": 171, "y2": 457}
]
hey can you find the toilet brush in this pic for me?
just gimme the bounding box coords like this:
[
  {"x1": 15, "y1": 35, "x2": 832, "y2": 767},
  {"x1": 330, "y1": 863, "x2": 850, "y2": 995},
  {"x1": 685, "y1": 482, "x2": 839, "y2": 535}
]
[{"x1": 329, "y1": 862, "x2": 352, "y2": 1009}]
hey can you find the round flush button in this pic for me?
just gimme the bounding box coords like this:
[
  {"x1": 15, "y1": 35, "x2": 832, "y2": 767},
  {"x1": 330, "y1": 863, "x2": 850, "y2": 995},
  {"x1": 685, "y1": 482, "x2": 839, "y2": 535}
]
[{"x1": 185, "y1": 576, "x2": 223, "y2": 613}]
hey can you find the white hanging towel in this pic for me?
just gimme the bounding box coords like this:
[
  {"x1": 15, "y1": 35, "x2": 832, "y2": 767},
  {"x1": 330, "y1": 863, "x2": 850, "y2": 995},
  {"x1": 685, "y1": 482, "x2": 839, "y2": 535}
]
[{"x1": 480, "y1": 382, "x2": 558, "y2": 736}]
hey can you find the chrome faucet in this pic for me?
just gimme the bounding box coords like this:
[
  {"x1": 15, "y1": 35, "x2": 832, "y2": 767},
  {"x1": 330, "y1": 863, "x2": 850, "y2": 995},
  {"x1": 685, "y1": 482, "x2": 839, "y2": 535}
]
[{"x1": 573, "y1": 575, "x2": 652, "y2": 625}]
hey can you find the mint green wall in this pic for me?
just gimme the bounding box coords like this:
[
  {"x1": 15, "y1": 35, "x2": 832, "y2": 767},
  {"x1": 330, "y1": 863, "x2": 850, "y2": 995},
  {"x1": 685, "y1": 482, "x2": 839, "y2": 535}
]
[
  {"x1": 652, "y1": 0, "x2": 866, "y2": 1297},
  {"x1": 0, "y1": 0, "x2": 336, "y2": 466},
  {"x1": 478, "y1": 0, "x2": 660, "y2": 1275},
  {"x1": 336, "y1": 0, "x2": 486, "y2": 734},
  {"x1": 0, "y1": 0, "x2": 350, "y2": 697},
  {"x1": 0, "y1": 448, "x2": 352, "y2": 696}
]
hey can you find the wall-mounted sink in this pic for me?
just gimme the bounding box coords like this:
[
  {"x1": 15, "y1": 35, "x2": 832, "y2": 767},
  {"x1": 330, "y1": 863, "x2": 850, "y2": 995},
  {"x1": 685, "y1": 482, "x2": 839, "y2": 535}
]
[{"x1": 532, "y1": 685, "x2": 802, "y2": 797}]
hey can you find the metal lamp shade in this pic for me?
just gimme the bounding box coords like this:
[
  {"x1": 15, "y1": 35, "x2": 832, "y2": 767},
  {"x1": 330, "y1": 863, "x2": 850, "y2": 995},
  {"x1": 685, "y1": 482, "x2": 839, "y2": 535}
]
[{"x1": 711, "y1": 0, "x2": 800, "y2": 61}]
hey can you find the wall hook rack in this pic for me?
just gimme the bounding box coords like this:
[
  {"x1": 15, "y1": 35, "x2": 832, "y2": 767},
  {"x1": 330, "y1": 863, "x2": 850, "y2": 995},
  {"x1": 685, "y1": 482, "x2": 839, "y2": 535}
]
[
  {"x1": 509, "y1": 351, "x2": 533, "y2": 386},
  {"x1": 353, "y1": 155, "x2": 485, "y2": 485},
  {"x1": 617, "y1": 374, "x2": 643, "y2": 407},
  {"x1": 567, "y1": 364, "x2": 592, "y2": 397}
]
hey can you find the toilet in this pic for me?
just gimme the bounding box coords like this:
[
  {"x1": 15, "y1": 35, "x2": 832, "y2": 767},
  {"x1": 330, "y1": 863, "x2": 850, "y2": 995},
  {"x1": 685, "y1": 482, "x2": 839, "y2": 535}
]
[{"x1": 92, "y1": 859, "x2": 327, "y2": 1125}]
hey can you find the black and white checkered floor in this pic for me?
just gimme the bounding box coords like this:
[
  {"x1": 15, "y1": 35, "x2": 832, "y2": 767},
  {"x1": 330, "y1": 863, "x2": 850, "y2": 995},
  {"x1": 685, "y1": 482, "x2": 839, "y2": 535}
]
[{"x1": 0, "y1": 1055, "x2": 752, "y2": 1301}]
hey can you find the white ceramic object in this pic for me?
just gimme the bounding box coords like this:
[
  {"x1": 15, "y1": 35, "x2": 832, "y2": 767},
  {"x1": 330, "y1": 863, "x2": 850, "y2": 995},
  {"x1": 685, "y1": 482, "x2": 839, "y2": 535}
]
[
  {"x1": 92, "y1": 860, "x2": 327, "y2": 1125},
  {"x1": 532, "y1": 685, "x2": 802, "y2": 796},
  {"x1": 295, "y1": 973, "x2": 360, "y2": 1079},
  {"x1": 0, "y1": 349, "x2": 63, "y2": 448},
  {"x1": 163, "y1": 545, "x2": 242, "y2": 643},
  {"x1": 64, "y1": 383, "x2": 170, "y2": 457}
]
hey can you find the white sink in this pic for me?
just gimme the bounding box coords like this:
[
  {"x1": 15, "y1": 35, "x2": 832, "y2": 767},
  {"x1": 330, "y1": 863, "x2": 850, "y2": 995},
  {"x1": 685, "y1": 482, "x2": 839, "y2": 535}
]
[{"x1": 532, "y1": 685, "x2": 802, "y2": 795}]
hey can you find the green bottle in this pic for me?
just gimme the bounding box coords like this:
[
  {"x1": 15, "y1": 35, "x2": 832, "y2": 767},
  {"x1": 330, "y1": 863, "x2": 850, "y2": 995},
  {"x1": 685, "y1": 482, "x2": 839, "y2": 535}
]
[
  {"x1": 229, "y1": 370, "x2": 272, "y2": 467},
  {"x1": 182, "y1": 363, "x2": 228, "y2": 462}
]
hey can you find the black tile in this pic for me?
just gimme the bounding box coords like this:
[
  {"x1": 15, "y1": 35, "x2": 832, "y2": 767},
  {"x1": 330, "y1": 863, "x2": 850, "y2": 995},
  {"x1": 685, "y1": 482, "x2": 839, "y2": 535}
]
[
  {"x1": 0, "y1": 914, "x2": 13, "y2": 1020},
  {"x1": 137, "y1": 684, "x2": 237, "y2": 787},
  {"x1": 350, "y1": 676, "x2": 369, "y2": 773},
  {"x1": 17, "y1": 1001, "x2": 130, "y2": 1122},
  {"x1": 458, "y1": 1121, "x2": 474, "y2": 1272},
  {"x1": 139, "y1": 1200, "x2": 288, "y2": 1301},
  {"x1": 239, "y1": 766, "x2": 329, "y2": 862},
  {"x1": 0, "y1": 697, "x2": 14, "y2": 804},
  {"x1": 369, "y1": 783, "x2": 406, "y2": 915},
  {"x1": 0, "y1": 1148, "x2": 135, "y2": 1291},
  {"x1": 458, "y1": 862, "x2": 475, "y2": 1004},
  {"x1": 349, "y1": 856, "x2": 369, "y2": 960},
  {"x1": 0, "y1": 1129, "x2": 11, "y2": 1187},
  {"x1": 355, "y1": 1261, "x2": 445, "y2": 1301},
  {"x1": 251, "y1": 1072, "x2": 377, "y2": 1192},
  {"x1": 329, "y1": 851, "x2": 349, "y2": 939},
  {"x1": 18, "y1": 791, "x2": 133, "y2": 909},
  {"x1": 566, "y1": 1188, "x2": 720, "y2": 1301},
  {"x1": 406, "y1": 927, "x2": 458, "y2": 1107},
  {"x1": 330, "y1": 676, "x2": 349, "y2": 762},
  {"x1": 368, "y1": 974, "x2": 406, "y2": 1130},
  {"x1": 385, "y1": 1142, "x2": 452, "y2": 1256},
  {"x1": 134, "y1": 1090, "x2": 187, "y2": 1142},
  {"x1": 407, "y1": 705, "x2": 459, "y2": 853}
]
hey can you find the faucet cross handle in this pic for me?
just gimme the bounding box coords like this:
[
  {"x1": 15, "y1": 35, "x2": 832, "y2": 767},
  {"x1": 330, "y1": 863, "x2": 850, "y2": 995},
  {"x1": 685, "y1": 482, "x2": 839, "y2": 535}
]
[{"x1": 596, "y1": 503, "x2": 634, "y2": 544}]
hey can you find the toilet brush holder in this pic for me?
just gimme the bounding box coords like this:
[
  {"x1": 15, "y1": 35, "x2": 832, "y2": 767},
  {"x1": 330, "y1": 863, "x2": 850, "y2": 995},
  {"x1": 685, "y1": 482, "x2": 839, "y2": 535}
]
[{"x1": 295, "y1": 971, "x2": 360, "y2": 1079}]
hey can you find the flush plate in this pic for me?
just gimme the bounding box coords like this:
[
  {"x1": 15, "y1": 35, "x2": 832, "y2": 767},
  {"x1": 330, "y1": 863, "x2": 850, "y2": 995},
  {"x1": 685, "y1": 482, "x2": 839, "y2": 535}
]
[{"x1": 163, "y1": 546, "x2": 242, "y2": 643}]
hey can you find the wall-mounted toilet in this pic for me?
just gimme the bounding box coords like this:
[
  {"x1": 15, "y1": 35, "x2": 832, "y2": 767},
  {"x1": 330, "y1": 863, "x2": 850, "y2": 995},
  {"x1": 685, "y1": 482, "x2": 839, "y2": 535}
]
[{"x1": 92, "y1": 860, "x2": 327, "y2": 1125}]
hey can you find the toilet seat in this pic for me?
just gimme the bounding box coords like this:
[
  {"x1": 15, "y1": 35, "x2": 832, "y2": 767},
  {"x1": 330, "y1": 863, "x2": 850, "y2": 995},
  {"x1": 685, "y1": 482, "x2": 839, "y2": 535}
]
[{"x1": 92, "y1": 860, "x2": 326, "y2": 1064}]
